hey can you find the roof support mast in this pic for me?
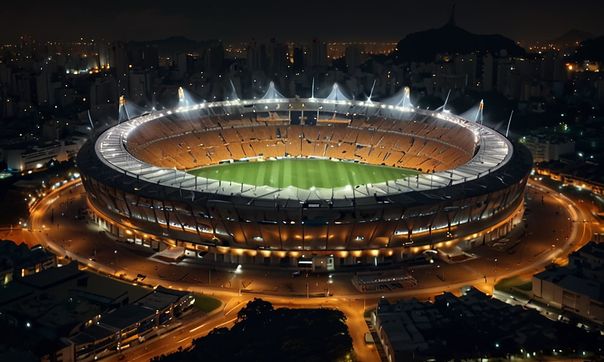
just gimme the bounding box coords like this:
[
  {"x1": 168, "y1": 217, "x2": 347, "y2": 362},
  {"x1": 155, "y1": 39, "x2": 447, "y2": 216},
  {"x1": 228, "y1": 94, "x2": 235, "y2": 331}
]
[
  {"x1": 505, "y1": 111, "x2": 514, "y2": 138},
  {"x1": 368, "y1": 79, "x2": 377, "y2": 102}
]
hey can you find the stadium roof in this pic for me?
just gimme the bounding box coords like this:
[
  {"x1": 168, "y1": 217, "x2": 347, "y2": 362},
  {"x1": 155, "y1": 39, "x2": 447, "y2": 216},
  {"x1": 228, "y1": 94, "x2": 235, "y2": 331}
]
[{"x1": 90, "y1": 96, "x2": 514, "y2": 203}]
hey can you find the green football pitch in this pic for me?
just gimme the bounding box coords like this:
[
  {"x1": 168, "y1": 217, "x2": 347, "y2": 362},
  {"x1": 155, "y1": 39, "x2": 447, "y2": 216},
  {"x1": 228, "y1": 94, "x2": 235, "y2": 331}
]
[{"x1": 187, "y1": 159, "x2": 419, "y2": 189}]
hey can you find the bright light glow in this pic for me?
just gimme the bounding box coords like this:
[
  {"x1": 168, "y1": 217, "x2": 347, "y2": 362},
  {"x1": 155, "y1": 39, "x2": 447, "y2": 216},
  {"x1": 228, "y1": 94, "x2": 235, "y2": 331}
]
[{"x1": 94, "y1": 91, "x2": 511, "y2": 203}]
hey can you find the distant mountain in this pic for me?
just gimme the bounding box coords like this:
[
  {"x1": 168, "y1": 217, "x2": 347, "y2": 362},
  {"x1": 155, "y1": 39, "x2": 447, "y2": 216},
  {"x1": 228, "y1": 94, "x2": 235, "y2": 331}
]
[
  {"x1": 574, "y1": 36, "x2": 604, "y2": 61},
  {"x1": 550, "y1": 29, "x2": 593, "y2": 48},
  {"x1": 391, "y1": 23, "x2": 525, "y2": 63},
  {"x1": 390, "y1": 9, "x2": 525, "y2": 63}
]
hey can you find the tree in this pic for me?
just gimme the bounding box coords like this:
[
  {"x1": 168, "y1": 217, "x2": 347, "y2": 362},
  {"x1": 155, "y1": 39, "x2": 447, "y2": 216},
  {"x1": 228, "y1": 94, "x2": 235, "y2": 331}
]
[{"x1": 155, "y1": 299, "x2": 353, "y2": 362}]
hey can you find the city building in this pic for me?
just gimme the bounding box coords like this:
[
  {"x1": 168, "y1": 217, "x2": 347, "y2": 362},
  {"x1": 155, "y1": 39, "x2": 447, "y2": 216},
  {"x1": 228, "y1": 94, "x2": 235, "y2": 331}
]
[
  {"x1": 0, "y1": 262, "x2": 194, "y2": 362},
  {"x1": 69, "y1": 286, "x2": 193, "y2": 361},
  {"x1": 372, "y1": 287, "x2": 601, "y2": 361},
  {"x1": 534, "y1": 152, "x2": 604, "y2": 197},
  {"x1": 3, "y1": 137, "x2": 86, "y2": 172},
  {"x1": 532, "y1": 241, "x2": 604, "y2": 325},
  {"x1": 521, "y1": 133, "x2": 575, "y2": 162},
  {"x1": 0, "y1": 240, "x2": 56, "y2": 282}
]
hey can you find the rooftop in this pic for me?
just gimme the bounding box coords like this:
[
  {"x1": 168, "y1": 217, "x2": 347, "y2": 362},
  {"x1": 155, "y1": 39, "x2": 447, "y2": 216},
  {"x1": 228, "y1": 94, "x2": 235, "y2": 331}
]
[
  {"x1": 100, "y1": 304, "x2": 155, "y2": 331},
  {"x1": 68, "y1": 324, "x2": 115, "y2": 345},
  {"x1": 0, "y1": 240, "x2": 55, "y2": 270},
  {"x1": 535, "y1": 241, "x2": 604, "y2": 303},
  {"x1": 0, "y1": 263, "x2": 151, "y2": 334},
  {"x1": 134, "y1": 286, "x2": 190, "y2": 311},
  {"x1": 374, "y1": 287, "x2": 597, "y2": 360}
]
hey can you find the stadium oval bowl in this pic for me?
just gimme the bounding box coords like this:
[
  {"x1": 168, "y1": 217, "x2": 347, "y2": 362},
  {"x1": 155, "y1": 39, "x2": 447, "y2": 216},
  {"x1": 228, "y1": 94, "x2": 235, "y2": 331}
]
[{"x1": 77, "y1": 96, "x2": 532, "y2": 268}]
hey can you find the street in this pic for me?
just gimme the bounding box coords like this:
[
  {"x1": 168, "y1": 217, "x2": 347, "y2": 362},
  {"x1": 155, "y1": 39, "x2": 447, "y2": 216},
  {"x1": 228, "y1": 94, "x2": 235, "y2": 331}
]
[{"x1": 0, "y1": 177, "x2": 599, "y2": 361}]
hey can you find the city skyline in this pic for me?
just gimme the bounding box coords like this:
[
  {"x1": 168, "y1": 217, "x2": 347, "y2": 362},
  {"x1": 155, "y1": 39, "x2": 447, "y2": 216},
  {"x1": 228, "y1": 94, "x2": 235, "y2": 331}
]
[
  {"x1": 1, "y1": 2, "x2": 603, "y2": 361},
  {"x1": 1, "y1": 0, "x2": 604, "y2": 43}
]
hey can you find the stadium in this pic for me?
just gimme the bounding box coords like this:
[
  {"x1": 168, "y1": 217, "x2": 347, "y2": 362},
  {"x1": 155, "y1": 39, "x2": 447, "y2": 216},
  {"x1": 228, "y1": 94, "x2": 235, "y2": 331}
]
[{"x1": 77, "y1": 83, "x2": 532, "y2": 270}]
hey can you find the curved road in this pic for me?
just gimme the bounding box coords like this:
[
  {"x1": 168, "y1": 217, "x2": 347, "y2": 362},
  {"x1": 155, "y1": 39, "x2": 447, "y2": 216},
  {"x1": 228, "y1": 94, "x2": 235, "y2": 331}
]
[{"x1": 10, "y1": 178, "x2": 599, "y2": 361}]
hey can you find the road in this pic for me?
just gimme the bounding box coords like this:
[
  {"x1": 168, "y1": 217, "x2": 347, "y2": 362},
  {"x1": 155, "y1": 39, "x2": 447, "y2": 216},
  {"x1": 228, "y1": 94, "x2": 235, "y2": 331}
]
[
  {"x1": 2, "y1": 177, "x2": 599, "y2": 361},
  {"x1": 107, "y1": 297, "x2": 247, "y2": 362}
]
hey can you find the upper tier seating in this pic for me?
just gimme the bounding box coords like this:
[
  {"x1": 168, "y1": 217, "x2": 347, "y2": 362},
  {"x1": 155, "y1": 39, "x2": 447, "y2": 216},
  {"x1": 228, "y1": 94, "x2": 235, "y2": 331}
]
[{"x1": 126, "y1": 112, "x2": 477, "y2": 173}]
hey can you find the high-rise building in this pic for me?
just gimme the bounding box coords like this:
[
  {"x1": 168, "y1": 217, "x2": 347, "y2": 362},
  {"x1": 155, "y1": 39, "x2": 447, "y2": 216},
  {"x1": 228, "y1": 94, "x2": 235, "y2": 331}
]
[
  {"x1": 89, "y1": 75, "x2": 118, "y2": 119},
  {"x1": 35, "y1": 65, "x2": 57, "y2": 106},
  {"x1": 110, "y1": 42, "x2": 130, "y2": 96},
  {"x1": 292, "y1": 47, "x2": 305, "y2": 72},
  {"x1": 308, "y1": 38, "x2": 327, "y2": 68},
  {"x1": 453, "y1": 53, "x2": 478, "y2": 88},
  {"x1": 129, "y1": 70, "x2": 155, "y2": 103},
  {"x1": 481, "y1": 53, "x2": 495, "y2": 92},
  {"x1": 130, "y1": 46, "x2": 159, "y2": 70},
  {"x1": 203, "y1": 41, "x2": 225, "y2": 74},
  {"x1": 246, "y1": 40, "x2": 268, "y2": 73},
  {"x1": 345, "y1": 45, "x2": 363, "y2": 72},
  {"x1": 267, "y1": 38, "x2": 289, "y2": 75},
  {"x1": 175, "y1": 53, "x2": 190, "y2": 79}
]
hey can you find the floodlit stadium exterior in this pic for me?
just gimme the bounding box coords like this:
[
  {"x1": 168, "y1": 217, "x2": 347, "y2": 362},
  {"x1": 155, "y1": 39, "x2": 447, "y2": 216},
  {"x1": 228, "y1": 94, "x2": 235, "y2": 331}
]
[{"x1": 77, "y1": 93, "x2": 532, "y2": 269}]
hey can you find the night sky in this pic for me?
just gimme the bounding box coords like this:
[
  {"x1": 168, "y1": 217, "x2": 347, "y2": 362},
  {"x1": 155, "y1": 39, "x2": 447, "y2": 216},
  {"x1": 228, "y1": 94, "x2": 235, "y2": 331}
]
[{"x1": 2, "y1": 0, "x2": 604, "y2": 43}]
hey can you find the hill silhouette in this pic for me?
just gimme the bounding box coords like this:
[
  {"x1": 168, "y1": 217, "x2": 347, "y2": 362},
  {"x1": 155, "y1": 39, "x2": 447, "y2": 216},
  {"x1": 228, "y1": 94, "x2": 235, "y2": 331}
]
[{"x1": 390, "y1": 6, "x2": 525, "y2": 62}]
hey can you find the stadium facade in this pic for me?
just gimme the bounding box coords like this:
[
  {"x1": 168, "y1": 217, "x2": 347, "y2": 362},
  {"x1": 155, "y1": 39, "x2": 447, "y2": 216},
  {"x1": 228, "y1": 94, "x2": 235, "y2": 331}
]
[{"x1": 77, "y1": 86, "x2": 532, "y2": 269}]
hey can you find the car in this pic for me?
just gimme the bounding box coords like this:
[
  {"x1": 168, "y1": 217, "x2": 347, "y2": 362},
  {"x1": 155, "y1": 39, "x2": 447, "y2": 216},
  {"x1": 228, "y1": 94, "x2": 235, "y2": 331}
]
[{"x1": 291, "y1": 270, "x2": 301, "y2": 277}]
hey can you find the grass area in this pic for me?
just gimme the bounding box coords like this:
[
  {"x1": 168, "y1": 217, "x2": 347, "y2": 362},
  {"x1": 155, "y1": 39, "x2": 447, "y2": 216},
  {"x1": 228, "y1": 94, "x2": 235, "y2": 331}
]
[
  {"x1": 192, "y1": 294, "x2": 222, "y2": 313},
  {"x1": 188, "y1": 159, "x2": 419, "y2": 189},
  {"x1": 495, "y1": 275, "x2": 533, "y2": 293}
]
